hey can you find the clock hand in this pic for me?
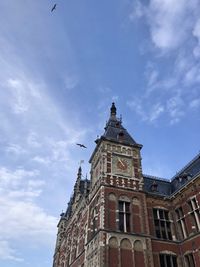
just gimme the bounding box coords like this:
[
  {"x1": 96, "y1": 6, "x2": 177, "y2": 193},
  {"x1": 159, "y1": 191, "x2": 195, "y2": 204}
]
[{"x1": 117, "y1": 157, "x2": 125, "y2": 167}]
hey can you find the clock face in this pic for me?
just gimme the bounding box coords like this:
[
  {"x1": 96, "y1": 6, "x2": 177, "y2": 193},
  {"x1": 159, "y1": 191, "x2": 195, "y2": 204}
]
[
  {"x1": 112, "y1": 155, "x2": 132, "y2": 176},
  {"x1": 117, "y1": 159, "x2": 128, "y2": 170}
]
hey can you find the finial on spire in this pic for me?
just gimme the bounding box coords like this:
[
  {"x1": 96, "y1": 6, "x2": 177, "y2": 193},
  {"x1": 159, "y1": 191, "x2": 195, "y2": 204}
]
[{"x1": 110, "y1": 102, "x2": 117, "y2": 118}]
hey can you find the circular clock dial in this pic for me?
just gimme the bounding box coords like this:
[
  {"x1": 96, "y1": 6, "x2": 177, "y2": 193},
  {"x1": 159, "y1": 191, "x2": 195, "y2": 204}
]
[
  {"x1": 117, "y1": 159, "x2": 128, "y2": 170},
  {"x1": 112, "y1": 155, "x2": 132, "y2": 177}
]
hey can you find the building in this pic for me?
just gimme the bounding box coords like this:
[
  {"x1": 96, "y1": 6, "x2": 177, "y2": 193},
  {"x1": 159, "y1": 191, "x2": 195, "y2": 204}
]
[{"x1": 53, "y1": 103, "x2": 200, "y2": 267}]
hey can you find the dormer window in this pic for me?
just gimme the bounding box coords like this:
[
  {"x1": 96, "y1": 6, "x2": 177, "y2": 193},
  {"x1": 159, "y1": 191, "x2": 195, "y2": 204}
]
[
  {"x1": 150, "y1": 181, "x2": 158, "y2": 192},
  {"x1": 118, "y1": 131, "x2": 124, "y2": 140},
  {"x1": 177, "y1": 172, "x2": 190, "y2": 183}
]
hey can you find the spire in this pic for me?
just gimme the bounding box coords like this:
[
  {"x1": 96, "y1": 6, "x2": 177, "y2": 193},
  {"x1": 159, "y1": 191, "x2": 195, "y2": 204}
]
[
  {"x1": 74, "y1": 166, "x2": 82, "y2": 195},
  {"x1": 110, "y1": 102, "x2": 117, "y2": 119},
  {"x1": 78, "y1": 166, "x2": 82, "y2": 178}
]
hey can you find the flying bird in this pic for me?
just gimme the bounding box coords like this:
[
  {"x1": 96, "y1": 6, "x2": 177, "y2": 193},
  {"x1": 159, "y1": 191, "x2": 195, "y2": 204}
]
[
  {"x1": 76, "y1": 143, "x2": 87, "y2": 148},
  {"x1": 51, "y1": 4, "x2": 57, "y2": 12}
]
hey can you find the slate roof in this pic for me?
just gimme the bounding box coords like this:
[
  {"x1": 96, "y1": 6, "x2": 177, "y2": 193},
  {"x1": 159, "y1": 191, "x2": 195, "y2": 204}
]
[
  {"x1": 98, "y1": 102, "x2": 142, "y2": 148},
  {"x1": 143, "y1": 153, "x2": 200, "y2": 197},
  {"x1": 143, "y1": 175, "x2": 171, "y2": 196},
  {"x1": 102, "y1": 117, "x2": 137, "y2": 146}
]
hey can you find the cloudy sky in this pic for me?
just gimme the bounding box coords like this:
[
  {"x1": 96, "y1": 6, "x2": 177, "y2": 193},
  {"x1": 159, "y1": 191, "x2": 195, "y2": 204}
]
[{"x1": 0, "y1": 0, "x2": 200, "y2": 266}]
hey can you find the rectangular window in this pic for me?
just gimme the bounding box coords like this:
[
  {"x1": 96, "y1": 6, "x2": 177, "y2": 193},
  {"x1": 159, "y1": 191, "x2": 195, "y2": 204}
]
[
  {"x1": 159, "y1": 254, "x2": 177, "y2": 267},
  {"x1": 184, "y1": 253, "x2": 195, "y2": 267},
  {"x1": 153, "y1": 208, "x2": 172, "y2": 240},
  {"x1": 188, "y1": 197, "x2": 200, "y2": 232},
  {"x1": 119, "y1": 201, "x2": 130, "y2": 232},
  {"x1": 175, "y1": 207, "x2": 187, "y2": 239}
]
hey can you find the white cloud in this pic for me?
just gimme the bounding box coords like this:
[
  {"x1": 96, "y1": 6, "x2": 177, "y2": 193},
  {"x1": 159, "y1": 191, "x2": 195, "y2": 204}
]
[
  {"x1": 7, "y1": 78, "x2": 30, "y2": 114},
  {"x1": 144, "y1": 61, "x2": 178, "y2": 96},
  {"x1": 149, "y1": 103, "x2": 164, "y2": 122},
  {"x1": 128, "y1": 1, "x2": 200, "y2": 125},
  {"x1": 148, "y1": 0, "x2": 198, "y2": 50},
  {"x1": 7, "y1": 189, "x2": 42, "y2": 199},
  {"x1": 0, "y1": 197, "x2": 57, "y2": 249},
  {"x1": 6, "y1": 143, "x2": 26, "y2": 155},
  {"x1": 130, "y1": 0, "x2": 200, "y2": 51},
  {"x1": 32, "y1": 156, "x2": 51, "y2": 165},
  {"x1": 0, "y1": 241, "x2": 23, "y2": 262},
  {"x1": 127, "y1": 99, "x2": 164, "y2": 123},
  {"x1": 0, "y1": 166, "x2": 57, "y2": 261},
  {"x1": 27, "y1": 131, "x2": 41, "y2": 148},
  {"x1": 0, "y1": 167, "x2": 39, "y2": 189},
  {"x1": 174, "y1": 52, "x2": 192, "y2": 74},
  {"x1": 167, "y1": 94, "x2": 184, "y2": 124},
  {"x1": 129, "y1": 0, "x2": 146, "y2": 20},
  {"x1": 127, "y1": 99, "x2": 147, "y2": 121},
  {"x1": 147, "y1": 69, "x2": 159, "y2": 87},
  {"x1": 184, "y1": 65, "x2": 200, "y2": 85}
]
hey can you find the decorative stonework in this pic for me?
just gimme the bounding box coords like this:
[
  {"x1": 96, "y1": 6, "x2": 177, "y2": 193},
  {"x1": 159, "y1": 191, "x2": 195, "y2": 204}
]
[
  {"x1": 108, "y1": 193, "x2": 116, "y2": 201},
  {"x1": 108, "y1": 237, "x2": 118, "y2": 248},
  {"x1": 121, "y1": 238, "x2": 132, "y2": 249},
  {"x1": 134, "y1": 240, "x2": 143, "y2": 251}
]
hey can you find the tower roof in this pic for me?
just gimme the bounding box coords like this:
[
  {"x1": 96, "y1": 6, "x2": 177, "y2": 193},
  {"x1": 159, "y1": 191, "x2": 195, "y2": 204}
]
[
  {"x1": 89, "y1": 103, "x2": 141, "y2": 162},
  {"x1": 102, "y1": 103, "x2": 138, "y2": 146}
]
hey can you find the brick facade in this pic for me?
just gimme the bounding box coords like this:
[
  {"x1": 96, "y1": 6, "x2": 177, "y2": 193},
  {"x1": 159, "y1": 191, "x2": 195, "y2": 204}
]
[{"x1": 53, "y1": 103, "x2": 200, "y2": 267}]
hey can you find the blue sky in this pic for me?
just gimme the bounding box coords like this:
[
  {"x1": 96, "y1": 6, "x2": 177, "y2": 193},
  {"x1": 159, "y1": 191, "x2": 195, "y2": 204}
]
[{"x1": 0, "y1": 0, "x2": 200, "y2": 266}]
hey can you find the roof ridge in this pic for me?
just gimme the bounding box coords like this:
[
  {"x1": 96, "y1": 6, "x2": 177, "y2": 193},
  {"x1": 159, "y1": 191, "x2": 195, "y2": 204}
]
[
  {"x1": 171, "y1": 152, "x2": 200, "y2": 181},
  {"x1": 143, "y1": 174, "x2": 170, "y2": 182}
]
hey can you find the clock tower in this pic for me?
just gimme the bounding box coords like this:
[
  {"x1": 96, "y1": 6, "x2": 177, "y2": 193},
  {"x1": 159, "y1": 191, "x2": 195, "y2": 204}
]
[
  {"x1": 84, "y1": 103, "x2": 151, "y2": 267},
  {"x1": 89, "y1": 102, "x2": 143, "y2": 191}
]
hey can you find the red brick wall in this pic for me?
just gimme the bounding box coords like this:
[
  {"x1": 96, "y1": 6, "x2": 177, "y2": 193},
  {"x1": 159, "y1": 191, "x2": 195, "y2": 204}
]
[
  {"x1": 134, "y1": 251, "x2": 145, "y2": 267},
  {"x1": 120, "y1": 248, "x2": 133, "y2": 267},
  {"x1": 108, "y1": 247, "x2": 119, "y2": 267}
]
